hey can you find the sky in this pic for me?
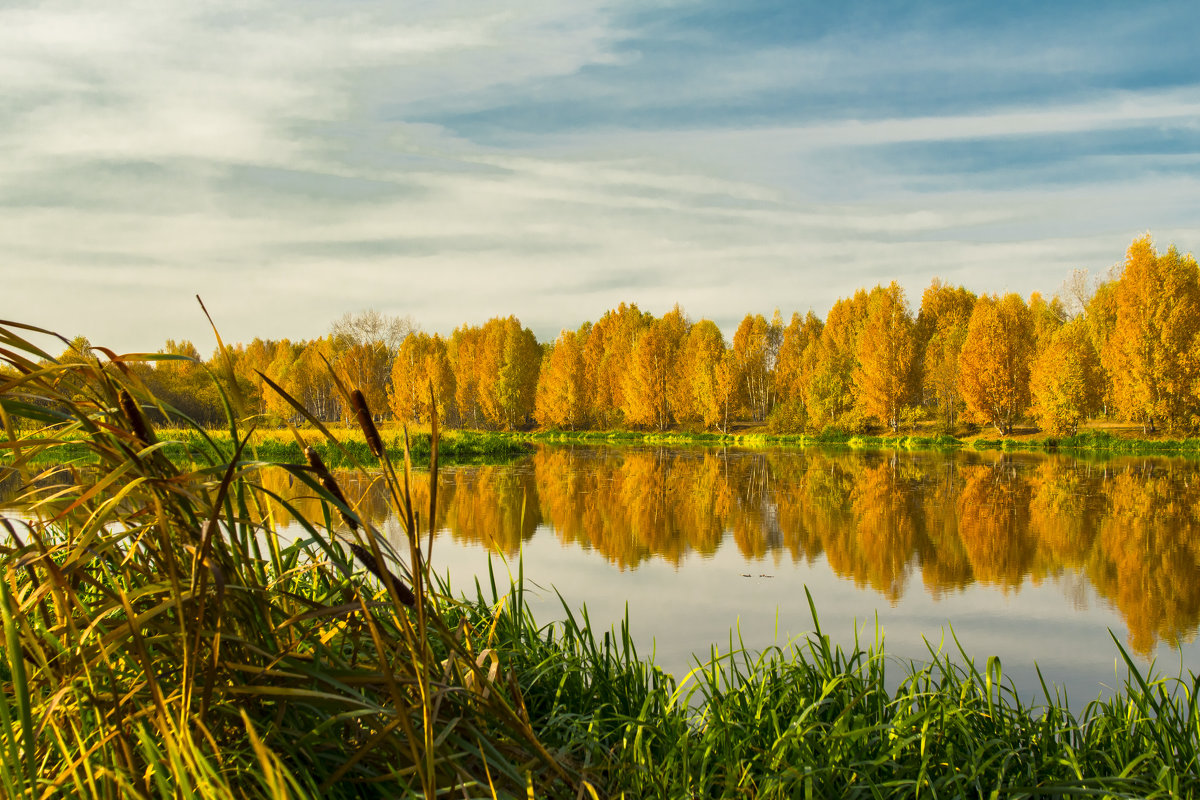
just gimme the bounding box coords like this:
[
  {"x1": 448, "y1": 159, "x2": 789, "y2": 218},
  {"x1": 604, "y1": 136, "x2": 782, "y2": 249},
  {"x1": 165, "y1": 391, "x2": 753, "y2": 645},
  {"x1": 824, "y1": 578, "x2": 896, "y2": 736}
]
[{"x1": 3, "y1": 0, "x2": 1199, "y2": 353}]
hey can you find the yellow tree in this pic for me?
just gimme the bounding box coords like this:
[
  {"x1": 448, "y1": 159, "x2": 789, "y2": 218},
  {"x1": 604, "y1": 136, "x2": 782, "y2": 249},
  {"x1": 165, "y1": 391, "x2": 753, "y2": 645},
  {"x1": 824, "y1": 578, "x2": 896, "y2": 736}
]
[
  {"x1": 449, "y1": 324, "x2": 484, "y2": 428},
  {"x1": 336, "y1": 340, "x2": 392, "y2": 421},
  {"x1": 807, "y1": 289, "x2": 872, "y2": 429},
  {"x1": 582, "y1": 303, "x2": 652, "y2": 428},
  {"x1": 1030, "y1": 317, "x2": 1103, "y2": 434},
  {"x1": 1028, "y1": 292, "x2": 1066, "y2": 357},
  {"x1": 389, "y1": 332, "x2": 454, "y2": 424},
  {"x1": 478, "y1": 316, "x2": 542, "y2": 430},
  {"x1": 1103, "y1": 234, "x2": 1200, "y2": 432},
  {"x1": 958, "y1": 293, "x2": 1034, "y2": 435},
  {"x1": 679, "y1": 319, "x2": 733, "y2": 431},
  {"x1": 854, "y1": 282, "x2": 914, "y2": 431},
  {"x1": 923, "y1": 323, "x2": 969, "y2": 431},
  {"x1": 1084, "y1": 280, "x2": 1118, "y2": 418},
  {"x1": 771, "y1": 311, "x2": 823, "y2": 433},
  {"x1": 285, "y1": 337, "x2": 342, "y2": 421},
  {"x1": 534, "y1": 327, "x2": 588, "y2": 429},
  {"x1": 261, "y1": 340, "x2": 303, "y2": 423},
  {"x1": 622, "y1": 306, "x2": 689, "y2": 430},
  {"x1": 731, "y1": 310, "x2": 783, "y2": 422},
  {"x1": 914, "y1": 279, "x2": 977, "y2": 405}
]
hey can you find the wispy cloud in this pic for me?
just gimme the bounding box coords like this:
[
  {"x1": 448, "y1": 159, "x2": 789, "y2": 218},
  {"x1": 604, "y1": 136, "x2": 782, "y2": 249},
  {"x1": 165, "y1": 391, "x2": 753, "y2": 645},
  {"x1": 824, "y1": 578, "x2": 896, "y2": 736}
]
[{"x1": 1, "y1": 0, "x2": 1197, "y2": 351}]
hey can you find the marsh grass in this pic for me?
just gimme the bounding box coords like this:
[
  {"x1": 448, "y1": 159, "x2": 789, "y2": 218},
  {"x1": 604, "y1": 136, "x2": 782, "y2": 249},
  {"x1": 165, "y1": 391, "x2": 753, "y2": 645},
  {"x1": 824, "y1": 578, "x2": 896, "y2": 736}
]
[
  {"x1": 476, "y1": 579, "x2": 1200, "y2": 798},
  {"x1": 0, "y1": 318, "x2": 577, "y2": 798}
]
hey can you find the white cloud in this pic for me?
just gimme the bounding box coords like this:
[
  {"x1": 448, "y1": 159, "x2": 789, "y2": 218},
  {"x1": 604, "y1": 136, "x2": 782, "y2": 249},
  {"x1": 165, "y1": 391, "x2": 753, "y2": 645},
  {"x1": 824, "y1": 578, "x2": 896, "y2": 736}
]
[{"x1": 0, "y1": 1, "x2": 1197, "y2": 353}]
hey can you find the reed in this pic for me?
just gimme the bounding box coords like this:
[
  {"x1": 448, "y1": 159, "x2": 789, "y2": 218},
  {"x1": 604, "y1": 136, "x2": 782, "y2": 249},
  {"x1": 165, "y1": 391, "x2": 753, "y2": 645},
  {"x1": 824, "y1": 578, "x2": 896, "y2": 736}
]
[{"x1": 0, "y1": 318, "x2": 579, "y2": 799}]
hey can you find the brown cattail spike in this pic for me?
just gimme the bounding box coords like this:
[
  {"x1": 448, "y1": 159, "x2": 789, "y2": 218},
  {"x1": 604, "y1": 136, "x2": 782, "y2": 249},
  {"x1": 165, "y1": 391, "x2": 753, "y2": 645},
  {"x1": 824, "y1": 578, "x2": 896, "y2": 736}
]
[
  {"x1": 348, "y1": 543, "x2": 416, "y2": 607},
  {"x1": 119, "y1": 389, "x2": 155, "y2": 447},
  {"x1": 305, "y1": 446, "x2": 357, "y2": 530},
  {"x1": 351, "y1": 389, "x2": 384, "y2": 458}
]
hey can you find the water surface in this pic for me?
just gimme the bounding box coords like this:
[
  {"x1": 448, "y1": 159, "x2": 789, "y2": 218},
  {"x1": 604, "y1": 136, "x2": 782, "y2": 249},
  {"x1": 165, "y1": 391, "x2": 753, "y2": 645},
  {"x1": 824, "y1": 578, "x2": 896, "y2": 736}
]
[{"x1": 267, "y1": 444, "x2": 1200, "y2": 701}]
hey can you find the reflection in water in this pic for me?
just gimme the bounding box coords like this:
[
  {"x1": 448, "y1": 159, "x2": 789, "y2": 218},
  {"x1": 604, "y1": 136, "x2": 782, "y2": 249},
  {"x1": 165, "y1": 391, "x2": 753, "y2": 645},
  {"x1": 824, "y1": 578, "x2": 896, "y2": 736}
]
[{"x1": 258, "y1": 446, "x2": 1200, "y2": 655}]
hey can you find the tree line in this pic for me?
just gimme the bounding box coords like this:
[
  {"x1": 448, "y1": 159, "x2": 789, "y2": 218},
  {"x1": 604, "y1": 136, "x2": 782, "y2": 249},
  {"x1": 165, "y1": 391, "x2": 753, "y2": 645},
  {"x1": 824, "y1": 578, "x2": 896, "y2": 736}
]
[{"x1": 38, "y1": 234, "x2": 1200, "y2": 436}]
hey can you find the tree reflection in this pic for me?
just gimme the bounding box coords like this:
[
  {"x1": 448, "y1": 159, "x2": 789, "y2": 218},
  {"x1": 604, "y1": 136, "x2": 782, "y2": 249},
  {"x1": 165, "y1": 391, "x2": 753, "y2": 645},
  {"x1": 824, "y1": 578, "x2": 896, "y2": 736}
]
[{"x1": 253, "y1": 446, "x2": 1200, "y2": 653}]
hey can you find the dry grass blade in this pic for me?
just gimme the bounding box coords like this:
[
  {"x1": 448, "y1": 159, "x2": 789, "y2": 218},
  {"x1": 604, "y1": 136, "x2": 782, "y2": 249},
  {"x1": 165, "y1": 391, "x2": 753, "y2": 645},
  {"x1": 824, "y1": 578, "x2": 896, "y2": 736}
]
[{"x1": 0, "y1": 317, "x2": 577, "y2": 799}]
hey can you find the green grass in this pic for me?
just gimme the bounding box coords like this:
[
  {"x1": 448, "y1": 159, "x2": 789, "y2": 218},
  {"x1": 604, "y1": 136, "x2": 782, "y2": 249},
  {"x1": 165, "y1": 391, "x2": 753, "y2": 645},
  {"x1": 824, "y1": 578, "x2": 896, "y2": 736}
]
[
  {"x1": 6, "y1": 427, "x2": 532, "y2": 469},
  {"x1": 508, "y1": 427, "x2": 1200, "y2": 460},
  {"x1": 468, "y1": 572, "x2": 1200, "y2": 799},
  {"x1": 4, "y1": 319, "x2": 1200, "y2": 798}
]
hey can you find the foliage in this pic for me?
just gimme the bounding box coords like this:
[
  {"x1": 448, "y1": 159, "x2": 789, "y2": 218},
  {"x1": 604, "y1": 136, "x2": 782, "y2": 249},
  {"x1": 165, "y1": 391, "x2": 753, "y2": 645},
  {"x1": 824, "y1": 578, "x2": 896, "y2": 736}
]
[
  {"x1": 534, "y1": 327, "x2": 589, "y2": 429},
  {"x1": 854, "y1": 282, "x2": 915, "y2": 431},
  {"x1": 731, "y1": 311, "x2": 783, "y2": 423},
  {"x1": 1030, "y1": 317, "x2": 1104, "y2": 435},
  {"x1": 1102, "y1": 234, "x2": 1200, "y2": 433},
  {"x1": 958, "y1": 293, "x2": 1035, "y2": 435}
]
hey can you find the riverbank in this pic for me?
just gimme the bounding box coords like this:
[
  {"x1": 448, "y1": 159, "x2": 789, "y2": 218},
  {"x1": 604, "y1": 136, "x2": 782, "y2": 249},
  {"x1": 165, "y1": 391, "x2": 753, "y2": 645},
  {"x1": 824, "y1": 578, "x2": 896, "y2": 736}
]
[
  {"x1": 4, "y1": 425, "x2": 533, "y2": 468},
  {"x1": 504, "y1": 426, "x2": 1200, "y2": 457}
]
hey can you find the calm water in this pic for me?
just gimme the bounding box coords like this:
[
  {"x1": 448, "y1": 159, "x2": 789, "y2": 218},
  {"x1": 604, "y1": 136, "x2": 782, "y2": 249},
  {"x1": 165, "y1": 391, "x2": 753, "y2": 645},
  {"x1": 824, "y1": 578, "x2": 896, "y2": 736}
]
[
  {"x1": 8, "y1": 445, "x2": 1199, "y2": 702},
  {"x1": 262, "y1": 444, "x2": 1200, "y2": 703}
]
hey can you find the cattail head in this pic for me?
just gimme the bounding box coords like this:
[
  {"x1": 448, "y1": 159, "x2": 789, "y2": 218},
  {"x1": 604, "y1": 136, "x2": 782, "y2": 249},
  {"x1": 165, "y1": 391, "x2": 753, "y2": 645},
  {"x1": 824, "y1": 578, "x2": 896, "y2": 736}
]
[
  {"x1": 119, "y1": 389, "x2": 155, "y2": 447},
  {"x1": 351, "y1": 389, "x2": 384, "y2": 458},
  {"x1": 305, "y1": 446, "x2": 357, "y2": 530},
  {"x1": 348, "y1": 542, "x2": 415, "y2": 607}
]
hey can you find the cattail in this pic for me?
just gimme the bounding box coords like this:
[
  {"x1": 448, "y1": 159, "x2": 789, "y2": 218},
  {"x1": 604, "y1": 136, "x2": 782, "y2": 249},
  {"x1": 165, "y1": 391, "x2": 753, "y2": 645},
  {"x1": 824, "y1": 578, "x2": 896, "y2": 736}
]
[
  {"x1": 351, "y1": 389, "x2": 384, "y2": 458},
  {"x1": 119, "y1": 389, "x2": 155, "y2": 447},
  {"x1": 348, "y1": 542, "x2": 416, "y2": 607},
  {"x1": 305, "y1": 446, "x2": 356, "y2": 530}
]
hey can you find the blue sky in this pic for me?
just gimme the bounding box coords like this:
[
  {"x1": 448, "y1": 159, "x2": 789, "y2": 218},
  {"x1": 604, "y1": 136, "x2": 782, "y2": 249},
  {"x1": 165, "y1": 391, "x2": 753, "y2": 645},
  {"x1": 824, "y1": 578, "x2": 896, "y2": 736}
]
[{"x1": 2, "y1": 0, "x2": 1198, "y2": 351}]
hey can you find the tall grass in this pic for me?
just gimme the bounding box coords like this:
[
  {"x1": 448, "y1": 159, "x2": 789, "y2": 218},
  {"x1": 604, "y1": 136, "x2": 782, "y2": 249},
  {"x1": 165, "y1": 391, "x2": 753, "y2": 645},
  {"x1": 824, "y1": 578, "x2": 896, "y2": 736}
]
[
  {"x1": 475, "y1": 579, "x2": 1200, "y2": 798},
  {"x1": 0, "y1": 318, "x2": 578, "y2": 798}
]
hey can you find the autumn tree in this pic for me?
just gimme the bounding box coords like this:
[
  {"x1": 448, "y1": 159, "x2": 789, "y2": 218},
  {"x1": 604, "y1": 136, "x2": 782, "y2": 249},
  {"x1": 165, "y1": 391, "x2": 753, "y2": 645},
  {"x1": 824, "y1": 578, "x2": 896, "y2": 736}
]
[
  {"x1": 679, "y1": 319, "x2": 734, "y2": 431},
  {"x1": 623, "y1": 306, "x2": 690, "y2": 430},
  {"x1": 389, "y1": 332, "x2": 455, "y2": 424},
  {"x1": 854, "y1": 282, "x2": 915, "y2": 431},
  {"x1": 582, "y1": 303, "x2": 652, "y2": 428},
  {"x1": 916, "y1": 280, "x2": 976, "y2": 431},
  {"x1": 1029, "y1": 317, "x2": 1103, "y2": 434},
  {"x1": 449, "y1": 325, "x2": 484, "y2": 428},
  {"x1": 1028, "y1": 292, "x2": 1066, "y2": 357},
  {"x1": 1102, "y1": 234, "x2": 1200, "y2": 432},
  {"x1": 335, "y1": 340, "x2": 392, "y2": 421},
  {"x1": 914, "y1": 279, "x2": 977, "y2": 405},
  {"x1": 329, "y1": 310, "x2": 412, "y2": 421},
  {"x1": 731, "y1": 311, "x2": 783, "y2": 422},
  {"x1": 261, "y1": 340, "x2": 304, "y2": 423},
  {"x1": 534, "y1": 327, "x2": 589, "y2": 429},
  {"x1": 286, "y1": 337, "x2": 343, "y2": 422},
  {"x1": 771, "y1": 311, "x2": 823, "y2": 432},
  {"x1": 924, "y1": 324, "x2": 969, "y2": 431},
  {"x1": 958, "y1": 293, "x2": 1035, "y2": 435},
  {"x1": 477, "y1": 316, "x2": 541, "y2": 430},
  {"x1": 807, "y1": 290, "x2": 872, "y2": 430},
  {"x1": 140, "y1": 339, "x2": 225, "y2": 427},
  {"x1": 1084, "y1": 279, "x2": 1118, "y2": 418}
]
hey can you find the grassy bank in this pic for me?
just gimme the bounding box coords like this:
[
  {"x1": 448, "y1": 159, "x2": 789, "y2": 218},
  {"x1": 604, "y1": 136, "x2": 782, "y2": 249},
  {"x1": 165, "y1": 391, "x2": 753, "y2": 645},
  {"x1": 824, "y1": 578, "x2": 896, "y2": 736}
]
[
  {"x1": 2, "y1": 322, "x2": 1199, "y2": 798},
  {"x1": 7, "y1": 425, "x2": 532, "y2": 469},
  {"x1": 507, "y1": 427, "x2": 1200, "y2": 457}
]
